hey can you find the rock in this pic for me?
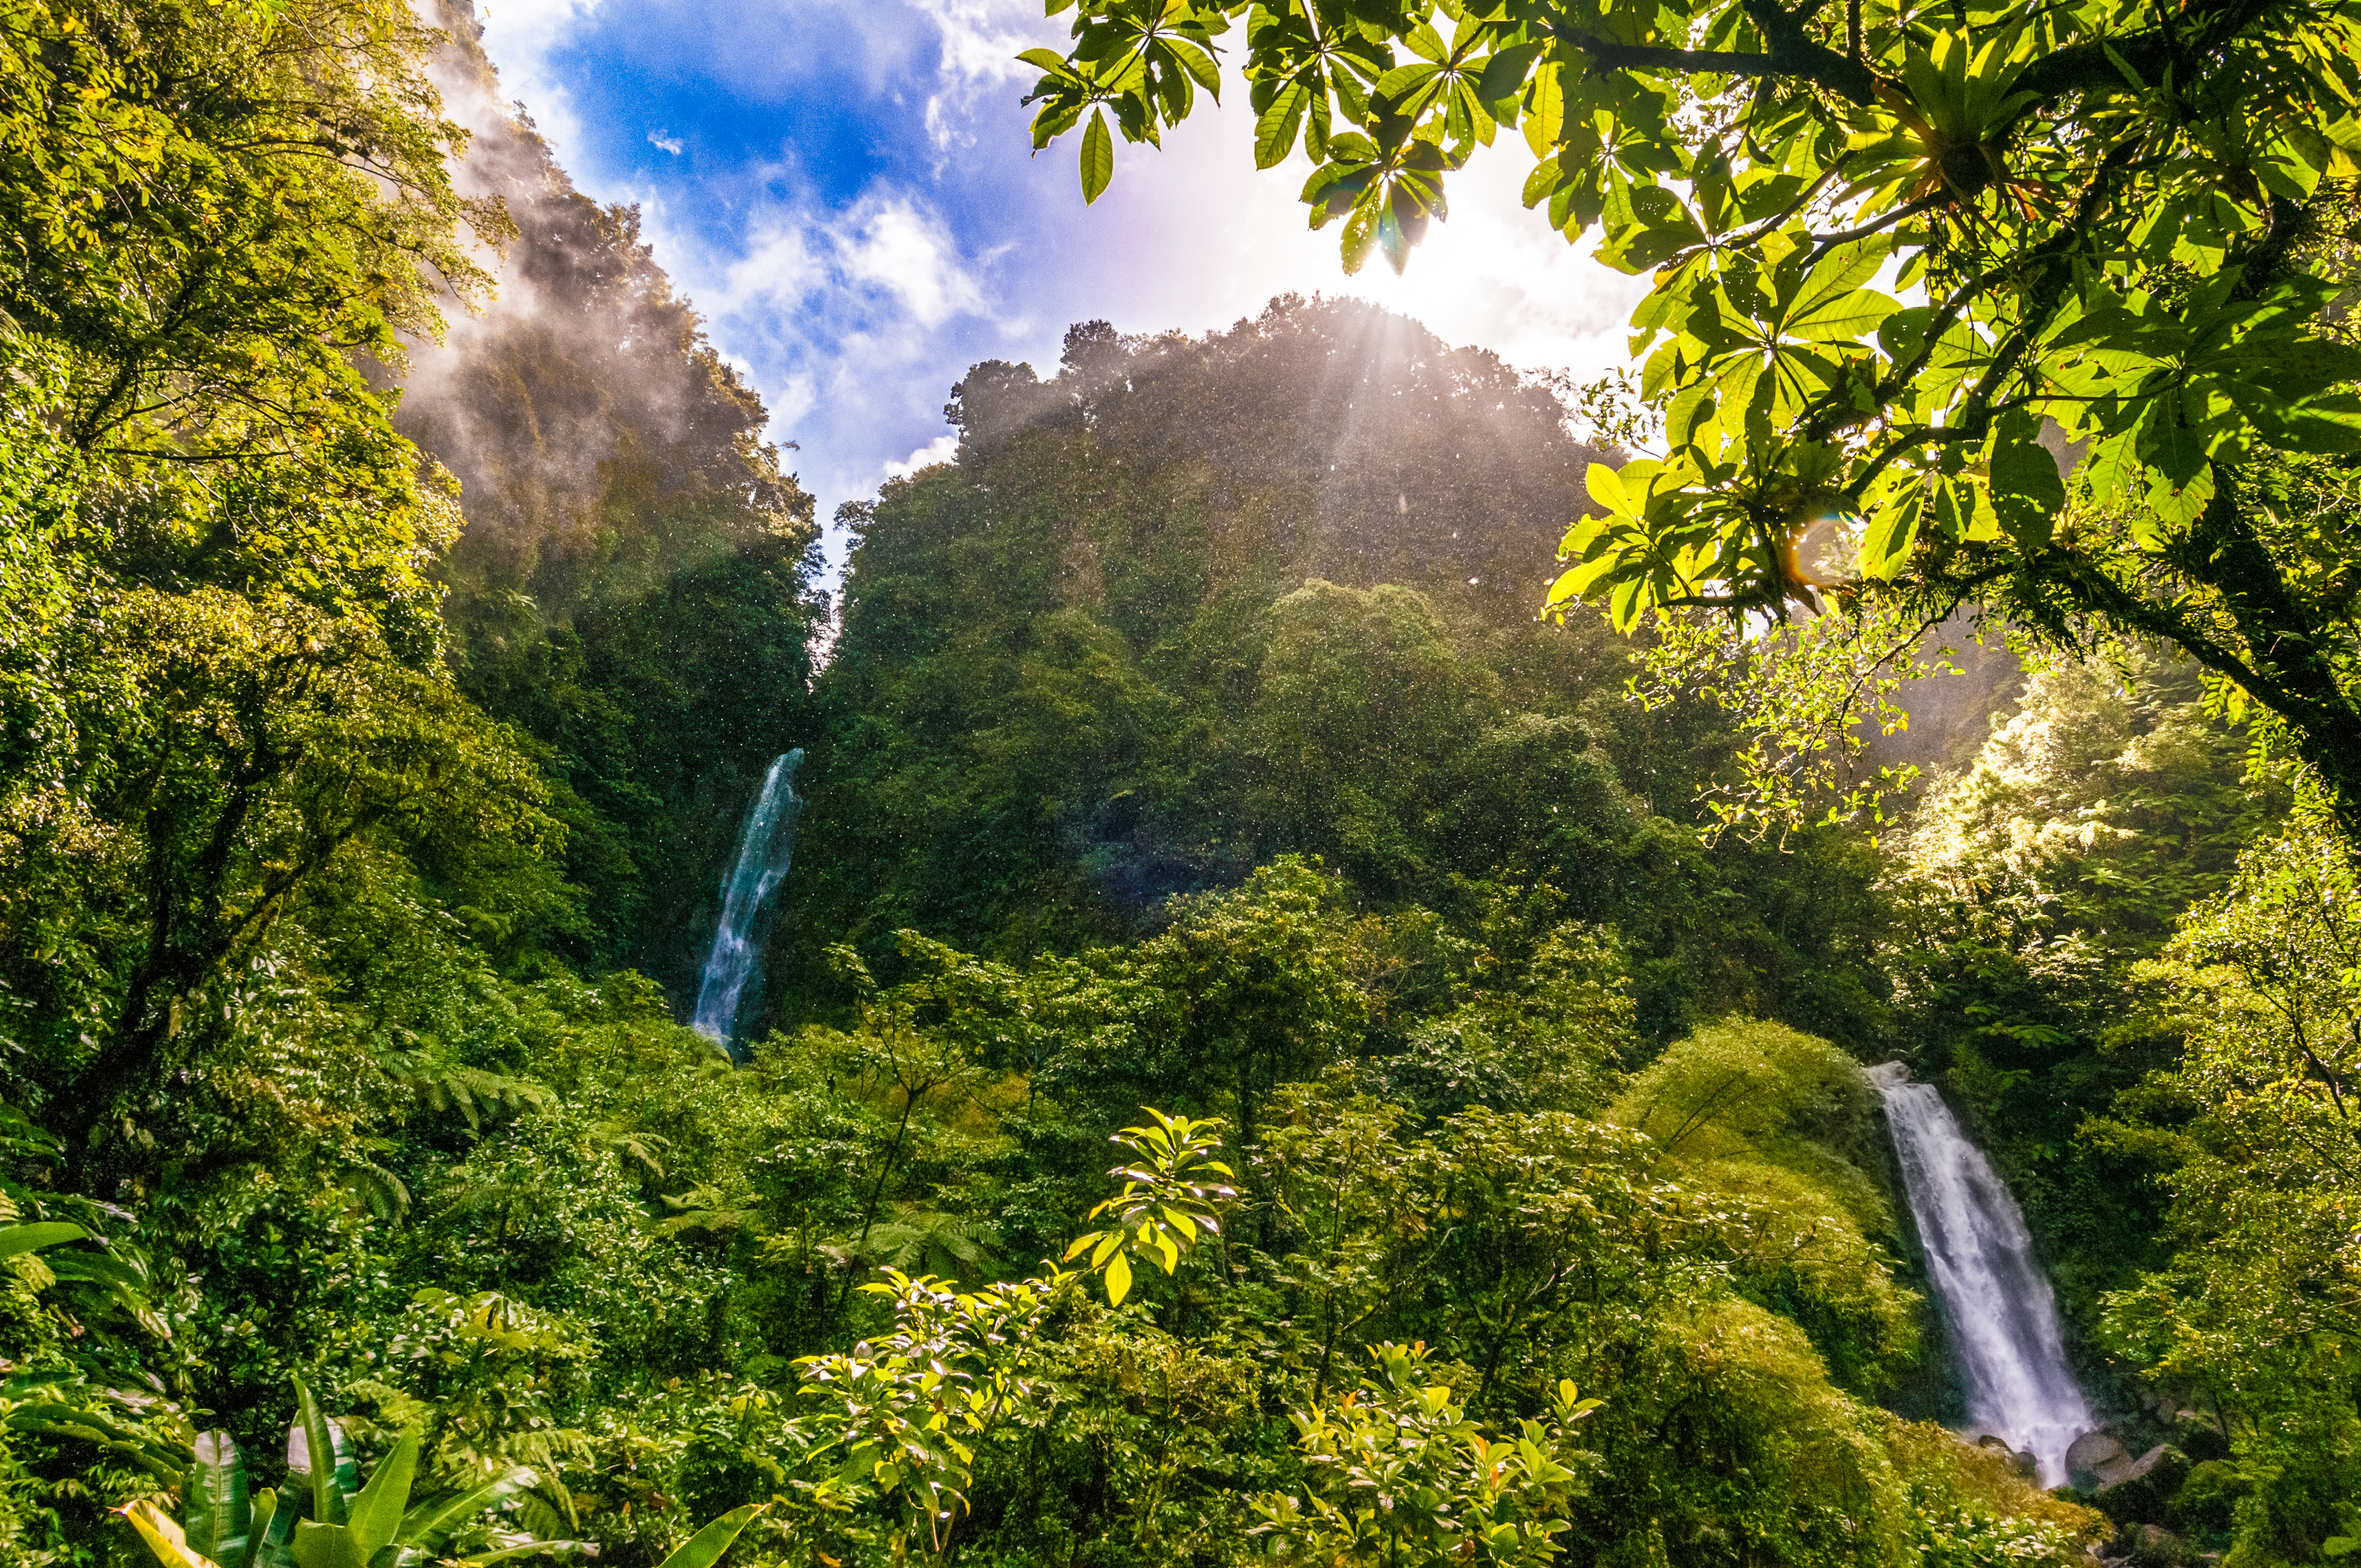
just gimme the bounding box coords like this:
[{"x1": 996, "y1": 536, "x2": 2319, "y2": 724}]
[
  {"x1": 1978, "y1": 1433, "x2": 2041, "y2": 1482},
  {"x1": 2128, "y1": 1523, "x2": 2186, "y2": 1568},
  {"x1": 2170, "y1": 1411, "x2": 2231, "y2": 1464},
  {"x1": 2167, "y1": 1458, "x2": 2247, "y2": 1539},
  {"x1": 2095, "y1": 1445, "x2": 2192, "y2": 1526},
  {"x1": 2069, "y1": 1430, "x2": 2132, "y2": 1492}
]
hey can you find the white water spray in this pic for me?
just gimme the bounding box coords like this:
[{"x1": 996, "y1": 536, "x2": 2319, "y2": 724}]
[
  {"x1": 1871, "y1": 1063, "x2": 2094, "y2": 1485},
  {"x1": 692, "y1": 749, "x2": 804, "y2": 1048}
]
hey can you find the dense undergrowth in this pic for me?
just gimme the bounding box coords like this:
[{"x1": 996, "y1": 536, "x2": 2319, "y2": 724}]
[{"x1": 0, "y1": 2, "x2": 2356, "y2": 1566}]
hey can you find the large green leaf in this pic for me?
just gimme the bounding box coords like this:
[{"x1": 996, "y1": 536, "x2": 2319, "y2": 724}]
[
  {"x1": 240, "y1": 1491, "x2": 280, "y2": 1568},
  {"x1": 345, "y1": 1431, "x2": 420, "y2": 1555},
  {"x1": 654, "y1": 1504, "x2": 767, "y2": 1568},
  {"x1": 1988, "y1": 411, "x2": 2065, "y2": 545},
  {"x1": 1081, "y1": 109, "x2": 1113, "y2": 204},
  {"x1": 289, "y1": 1380, "x2": 351, "y2": 1526},
  {"x1": 287, "y1": 1523, "x2": 365, "y2": 1568},
  {"x1": 255, "y1": 1489, "x2": 297, "y2": 1568},
  {"x1": 395, "y1": 1467, "x2": 536, "y2": 1548},
  {"x1": 0, "y1": 1222, "x2": 86, "y2": 1260},
  {"x1": 118, "y1": 1499, "x2": 222, "y2": 1568},
  {"x1": 186, "y1": 1432, "x2": 249, "y2": 1564}
]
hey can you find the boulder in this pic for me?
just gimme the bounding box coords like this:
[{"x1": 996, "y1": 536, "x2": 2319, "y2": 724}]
[
  {"x1": 2095, "y1": 1445, "x2": 2192, "y2": 1526},
  {"x1": 2069, "y1": 1430, "x2": 2132, "y2": 1492},
  {"x1": 2169, "y1": 1411, "x2": 2231, "y2": 1464},
  {"x1": 1977, "y1": 1433, "x2": 2041, "y2": 1483},
  {"x1": 2128, "y1": 1523, "x2": 2186, "y2": 1568}
]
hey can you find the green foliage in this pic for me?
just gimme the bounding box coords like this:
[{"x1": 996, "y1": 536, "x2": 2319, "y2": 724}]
[
  {"x1": 1249, "y1": 1346, "x2": 1601, "y2": 1566},
  {"x1": 1894, "y1": 651, "x2": 2283, "y2": 952},
  {"x1": 0, "y1": 2, "x2": 2293, "y2": 1563},
  {"x1": 2096, "y1": 807, "x2": 2361, "y2": 1560},
  {"x1": 1880, "y1": 651, "x2": 2278, "y2": 1370},
  {"x1": 114, "y1": 1380, "x2": 551, "y2": 1568},
  {"x1": 1610, "y1": 1022, "x2": 1922, "y2": 1394},
  {"x1": 1020, "y1": 0, "x2": 2361, "y2": 842},
  {"x1": 785, "y1": 300, "x2": 1894, "y2": 1053},
  {"x1": 0, "y1": 0, "x2": 494, "y2": 464},
  {"x1": 1063, "y1": 1110, "x2": 1238, "y2": 1305},
  {"x1": 403, "y1": 42, "x2": 823, "y2": 987}
]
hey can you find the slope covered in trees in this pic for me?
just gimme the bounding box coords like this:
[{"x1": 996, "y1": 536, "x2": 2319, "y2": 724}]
[{"x1": 776, "y1": 301, "x2": 1893, "y2": 1050}]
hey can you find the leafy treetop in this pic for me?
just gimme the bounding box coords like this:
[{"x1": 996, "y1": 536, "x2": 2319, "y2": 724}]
[{"x1": 1021, "y1": 0, "x2": 2361, "y2": 836}]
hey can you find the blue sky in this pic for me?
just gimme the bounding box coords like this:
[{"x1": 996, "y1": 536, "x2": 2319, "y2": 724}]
[{"x1": 468, "y1": 0, "x2": 1649, "y2": 557}]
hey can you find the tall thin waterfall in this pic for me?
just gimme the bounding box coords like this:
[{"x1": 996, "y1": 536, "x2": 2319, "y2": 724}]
[
  {"x1": 692, "y1": 749, "x2": 804, "y2": 1048},
  {"x1": 1872, "y1": 1063, "x2": 2094, "y2": 1485}
]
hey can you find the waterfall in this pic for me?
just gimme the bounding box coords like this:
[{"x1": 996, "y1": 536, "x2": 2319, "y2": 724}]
[
  {"x1": 1871, "y1": 1063, "x2": 2094, "y2": 1485},
  {"x1": 692, "y1": 749, "x2": 804, "y2": 1049}
]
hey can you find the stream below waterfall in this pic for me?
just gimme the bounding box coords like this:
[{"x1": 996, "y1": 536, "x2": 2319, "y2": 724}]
[{"x1": 1871, "y1": 1062, "x2": 2094, "y2": 1486}]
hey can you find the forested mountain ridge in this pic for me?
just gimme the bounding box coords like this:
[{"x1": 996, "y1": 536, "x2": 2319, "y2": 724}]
[
  {"x1": 779, "y1": 300, "x2": 1894, "y2": 1050},
  {"x1": 0, "y1": 2, "x2": 2353, "y2": 1566}
]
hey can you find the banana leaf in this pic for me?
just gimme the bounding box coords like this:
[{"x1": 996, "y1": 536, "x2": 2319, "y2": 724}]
[
  {"x1": 242, "y1": 1491, "x2": 280, "y2": 1568},
  {"x1": 655, "y1": 1504, "x2": 767, "y2": 1568},
  {"x1": 256, "y1": 1494, "x2": 298, "y2": 1568},
  {"x1": 186, "y1": 1432, "x2": 249, "y2": 1563},
  {"x1": 287, "y1": 1380, "x2": 354, "y2": 1525},
  {"x1": 346, "y1": 1431, "x2": 420, "y2": 1555},
  {"x1": 118, "y1": 1498, "x2": 223, "y2": 1568}
]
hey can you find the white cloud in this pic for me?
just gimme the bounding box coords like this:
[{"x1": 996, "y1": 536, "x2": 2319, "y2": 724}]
[
  {"x1": 613, "y1": 180, "x2": 1001, "y2": 523},
  {"x1": 842, "y1": 201, "x2": 986, "y2": 326},
  {"x1": 648, "y1": 128, "x2": 683, "y2": 154},
  {"x1": 711, "y1": 222, "x2": 823, "y2": 314},
  {"x1": 693, "y1": 191, "x2": 987, "y2": 334},
  {"x1": 932, "y1": 0, "x2": 1047, "y2": 88},
  {"x1": 922, "y1": 1, "x2": 1060, "y2": 152},
  {"x1": 474, "y1": 0, "x2": 602, "y2": 158},
  {"x1": 884, "y1": 433, "x2": 960, "y2": 479}
]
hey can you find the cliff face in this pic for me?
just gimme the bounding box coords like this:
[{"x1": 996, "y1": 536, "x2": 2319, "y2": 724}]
[
  {"x1": 393, "y1": 6, "x2": 826, "y2": 992},
  {"x1": 401, "y1": 1, "x2": 817, "y2": 651}
]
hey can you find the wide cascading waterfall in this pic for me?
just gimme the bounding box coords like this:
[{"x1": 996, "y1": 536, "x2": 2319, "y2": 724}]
[
  {"x1": 692, "y1": 748, "x2": 804, "y2": 1048},
  {"x1": 1871, "y1": 1063, "x2": 2094, "y2": 1485}
]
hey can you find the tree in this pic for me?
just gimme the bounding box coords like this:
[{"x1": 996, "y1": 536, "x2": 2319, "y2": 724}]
[
  {"x1": 1020, "y1": 0, "x2": 2361, "y2": 834},
  {"x1": 2096, "y1": 808, "x2": 2361, "y2": 1557},
  {"x1": 0, "y1": 0, "x2": 495, "y2": 467}
]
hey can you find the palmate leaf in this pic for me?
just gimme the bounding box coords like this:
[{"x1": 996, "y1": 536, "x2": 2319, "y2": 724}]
[
  {"x1": 1789, "y1": 292, "x2": 1900, "y2": 344},
  {"x1": 1859, "y1": 485, "x2": 1924, "y2": 580},
  {"x1": 1988, "y1": 409, "x2": 2064, "y2": 545},
  {"x1": 1256, "y1": 80, "x2": 1308, "y2": 167}
]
